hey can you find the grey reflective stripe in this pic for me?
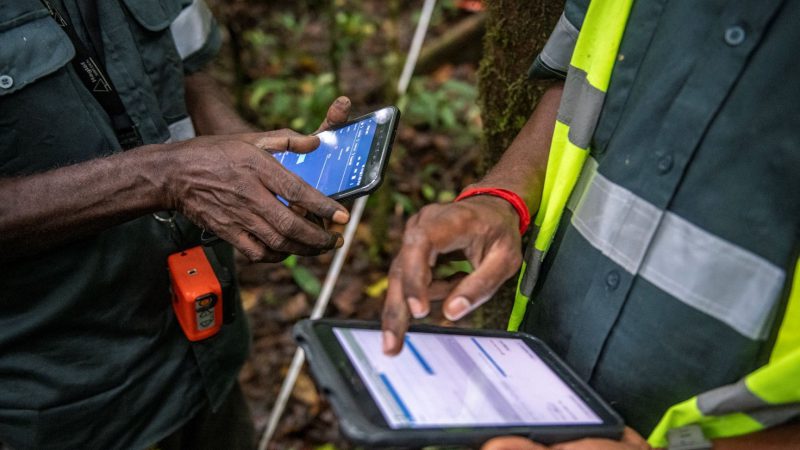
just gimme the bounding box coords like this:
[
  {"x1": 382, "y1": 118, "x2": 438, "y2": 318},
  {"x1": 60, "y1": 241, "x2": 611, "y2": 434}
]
[
  {"x1": 539, "y1": 12, "x2": 579, "y2": 74},
  {"x1": 639, "y1": 213, "x2": 784, "y2": 340},
  {"x1": 566, "y1": 155, "x2": 598, "y2": 213},
  {"x1": 749, "y1": 404, "x2": 800, "y2": 428},
  {"x1": 165, "y1": 116, "x2": 196, "y2": 143},
  {"x1": 571, "y1": 165, "x2": 662, "y2": 274},
  {"x1": 568, "y1": 159, "x2": 786, "y2": 340},
  {"x1": 557, "y1": 66, "x2": 606, "y2": 149},
  {"x1": 697, "y1": 380, "x2": 766, "y2": 415},
  {"x1": 170, "y1": 0, "x2": 214, "y2": 60},
  {"x1": 519, "y1": 241, "x2": 544, "y2": 297},
  {"x1": 697, "y1": 379, "x2": 800, "y2": 427}
]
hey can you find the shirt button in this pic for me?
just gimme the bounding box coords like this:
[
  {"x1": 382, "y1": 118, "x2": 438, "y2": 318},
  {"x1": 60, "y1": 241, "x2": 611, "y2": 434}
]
[
  {"x1": 0, "y1": 75, "x2": 13, "y2": 89},
  {"x1": 657, "y1": 154, "x2": 674, "y2": 174},
  {"x1": 606, "y1": 270, "x2": 620, "y2": 290},
  {"x1": 724, "y1": 25, "x2": 746, "y2": 46}
]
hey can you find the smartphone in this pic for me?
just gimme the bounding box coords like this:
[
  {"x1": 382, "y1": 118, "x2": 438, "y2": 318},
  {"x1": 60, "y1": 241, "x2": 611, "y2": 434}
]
[
  {"x1": 294, "y1": 319, "x2": 624, "y2": 448},
  {"x1": 272, "y1": 106, "x2": 400, "y2": 201}
]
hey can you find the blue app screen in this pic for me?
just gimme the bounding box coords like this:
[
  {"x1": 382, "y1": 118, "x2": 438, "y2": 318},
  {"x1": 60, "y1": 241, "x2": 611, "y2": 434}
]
[{"x1": 274, "y1": 117, "x2": 378, "y2": 197}]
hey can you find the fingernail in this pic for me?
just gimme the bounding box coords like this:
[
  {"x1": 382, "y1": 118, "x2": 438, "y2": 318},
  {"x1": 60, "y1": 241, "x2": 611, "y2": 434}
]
[
  {"x1": 383, "y1": 330, "x2": 397, "y2": 354},
  {"x1": 444, "y1": 296, "x2": 471, "y2": 321},
  {"x1": 333, "y1": 210, "x2": 349, "y2": 224},
  {"x1": 335, "y1": 96, "x2": 350, "y2": 106},
  {"x1": 408, "y1": 297, "x2": 428, "y2": 319},
  {"x1": 334, "y1": 235, "x2": 344, "y2": 248}
]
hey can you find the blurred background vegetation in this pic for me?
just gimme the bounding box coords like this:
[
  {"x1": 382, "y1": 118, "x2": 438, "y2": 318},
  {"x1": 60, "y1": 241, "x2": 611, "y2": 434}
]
[{"x1": 204, "y1": 0, "x2": 559, "y2": 447}]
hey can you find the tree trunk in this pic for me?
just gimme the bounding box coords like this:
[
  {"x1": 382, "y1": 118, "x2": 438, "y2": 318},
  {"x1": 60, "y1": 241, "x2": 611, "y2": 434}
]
[{"x1": 474, "y1": 0, "x2": 562, "y2": 329}]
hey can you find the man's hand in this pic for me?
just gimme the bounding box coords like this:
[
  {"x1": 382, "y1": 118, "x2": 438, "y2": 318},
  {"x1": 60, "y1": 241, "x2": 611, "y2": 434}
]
[
  {"x1": 482, "y1": 428, "x2": 652, "y2": 450},
  {"x1": 163, "y1": 128, "x2": 349, "y2": 262},
  {"x1": 381, "y1": 194, "x2": 523, "y2": 354},
  {"x1": 166, "y1": 96, "x2": 353, "y2": 263},
  {"x1": 379, "y1": 83, "x2": 563, "y2": 355}
]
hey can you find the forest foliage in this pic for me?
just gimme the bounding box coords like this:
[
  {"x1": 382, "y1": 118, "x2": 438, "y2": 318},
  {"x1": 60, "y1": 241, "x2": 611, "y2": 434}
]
[{"x1": 206, "y1": 0, "x2": 557, "y2": 447}]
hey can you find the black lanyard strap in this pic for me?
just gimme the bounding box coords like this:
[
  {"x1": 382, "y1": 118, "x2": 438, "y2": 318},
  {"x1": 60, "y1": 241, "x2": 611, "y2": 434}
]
[{"x1": 40, "y1": 0, "x2": 142, "y2": 150}]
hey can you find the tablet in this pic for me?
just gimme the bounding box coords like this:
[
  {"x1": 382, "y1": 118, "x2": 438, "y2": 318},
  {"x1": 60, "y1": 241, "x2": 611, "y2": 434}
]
[{"x1": 294, "y1": 319, "x2": 624, "y2": 447}]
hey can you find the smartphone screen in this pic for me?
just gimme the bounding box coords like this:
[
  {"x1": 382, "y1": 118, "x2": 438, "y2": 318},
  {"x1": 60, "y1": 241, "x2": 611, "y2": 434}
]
[
  {"x1": 273, "y1": 107, "x2": 395, "y2": 199},
  {"x1": 332, "y1": 328, "x2": 603, "y2": 428}
]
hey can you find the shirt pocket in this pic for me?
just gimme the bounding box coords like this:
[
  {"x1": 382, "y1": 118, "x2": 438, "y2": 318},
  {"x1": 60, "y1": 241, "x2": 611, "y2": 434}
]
[
  {"x1": 0, "y1": 1, "x2": 74, "y2": 97},
  {"x1": 0, "y1": 1, "x2": 118, "y2": 176},
  {"x1": 121, "y1": 0, "x2": 187, "y2": 32}
]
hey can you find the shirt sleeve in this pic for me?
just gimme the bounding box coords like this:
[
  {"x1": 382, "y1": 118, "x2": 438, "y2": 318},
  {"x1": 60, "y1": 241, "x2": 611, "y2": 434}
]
[
  {"x1": 169, "y1": 0, "x2": 222, "y2": 74},
  {"x1": 528, "y1": 0, "x2": 589, "y2": 80}
]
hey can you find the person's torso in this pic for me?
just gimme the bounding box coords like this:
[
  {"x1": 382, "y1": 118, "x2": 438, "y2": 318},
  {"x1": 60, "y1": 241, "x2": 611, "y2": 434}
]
[
  {"x1": 522, "y1": 0, "x2": 800, "y2": 433},
  {"x1": 0, "y1": 1, "x2": 248, "y2": 448}
]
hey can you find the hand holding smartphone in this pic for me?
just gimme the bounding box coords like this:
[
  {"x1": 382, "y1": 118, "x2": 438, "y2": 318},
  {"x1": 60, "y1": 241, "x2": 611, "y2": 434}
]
[{"x1": 272, "y1": 106, "x2": 400, "y2": 202}]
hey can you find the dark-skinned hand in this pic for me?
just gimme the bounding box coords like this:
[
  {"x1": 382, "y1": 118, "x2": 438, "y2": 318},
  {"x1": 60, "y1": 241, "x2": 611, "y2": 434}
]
[
  {"x1": 381, "y1": 194, "x2": 523, "y2": 354},
  {"x1": 482, "y1": 427, "x2": 653, "y2": 450},
  {"x1": 164, "y1": 97, "x2": 352, "y2": 262}
]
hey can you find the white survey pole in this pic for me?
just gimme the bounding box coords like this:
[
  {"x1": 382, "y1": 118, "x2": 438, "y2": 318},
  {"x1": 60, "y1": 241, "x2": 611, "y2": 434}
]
[{"x1": 258, "y1": 195, "x2": 367, "y2": 450}]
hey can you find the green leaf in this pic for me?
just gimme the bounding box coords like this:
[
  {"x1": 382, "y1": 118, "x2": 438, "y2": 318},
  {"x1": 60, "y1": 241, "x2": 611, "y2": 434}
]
[
  {"x1": 291, "y1": 116, "x2": 306, "y2": 130},
  {"x1": 317, "y1": 72, "x2": 335, "y2": 86},
  {"x1": 440, "y1": 107, "x2": 457, "y2": 129},
  {"x1": 437, "y1": 190, "x2": 456, "y2": 203},
  {"x1": 435, "y1": 260, "x2": 474, "y2": 278},
  {"x1": 314, "y1": 444, "x2": 340, "y2": 450},
  {"x1": 282, "y1": 254, "x2": 297, "y2": 269},
  {"x1": 292, "y1": 265, "x2": 322, "y2": 297},
  {"x1": 392, "y1": 192, "x2": 416, "y2": 214},
  {"x1": 441, "y1": 79, "x2": 478, "y2": 99},
  {"x1": 421, "y1": 183, "x2": 436, "y2": 201}
]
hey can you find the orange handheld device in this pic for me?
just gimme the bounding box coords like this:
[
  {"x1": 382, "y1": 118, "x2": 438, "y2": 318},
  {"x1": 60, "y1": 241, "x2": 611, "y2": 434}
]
[{"x1": 167, "y1": 244, "x2": 234, "y2": 341}]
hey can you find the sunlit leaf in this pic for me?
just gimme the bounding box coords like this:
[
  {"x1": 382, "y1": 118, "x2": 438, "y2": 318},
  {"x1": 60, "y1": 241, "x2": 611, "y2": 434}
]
[
  {"x1": 282, "y1": 254, "x2": 298, "y2": 269},
  {"x1": 314, "y1": 444, "x2": 339, "y2": 450},
  {"x1": 365, "y1": 277, "x2": 389, "y2": 298}
]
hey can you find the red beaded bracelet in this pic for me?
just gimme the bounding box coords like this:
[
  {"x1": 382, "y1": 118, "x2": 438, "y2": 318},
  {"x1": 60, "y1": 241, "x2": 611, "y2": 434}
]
[{"x1": 454, "y1": 187, "x2": 531, "y2": 235}]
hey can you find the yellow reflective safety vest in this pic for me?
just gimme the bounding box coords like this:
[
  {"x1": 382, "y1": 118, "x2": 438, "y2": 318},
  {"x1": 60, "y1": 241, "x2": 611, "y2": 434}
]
[{"x1": 509, "y1": 0, "x2": 800, "y2": 446}]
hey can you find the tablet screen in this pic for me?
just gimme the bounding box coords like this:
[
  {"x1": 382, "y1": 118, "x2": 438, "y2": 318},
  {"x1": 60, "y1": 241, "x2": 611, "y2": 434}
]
[{"x1": 333, "y1": 328, "x2": 602, "y2": 428}]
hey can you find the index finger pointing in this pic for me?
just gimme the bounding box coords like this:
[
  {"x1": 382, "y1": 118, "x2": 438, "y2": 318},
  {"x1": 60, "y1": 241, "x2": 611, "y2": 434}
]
[
  {"x1": 397, "y1": 229, "x2": 435, "y2": 319},
  {"x1": 382, "y1": 260, "x2": 410, "y2": 356}
]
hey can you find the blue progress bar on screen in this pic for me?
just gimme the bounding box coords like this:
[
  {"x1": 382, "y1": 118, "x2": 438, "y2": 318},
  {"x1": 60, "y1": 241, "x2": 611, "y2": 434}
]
[
  {"x1": 379, "y1": 373, "x2": 414, "y2": 423},
  {"x1": 471, "y1": 338, "x2": 507, "y2": 377},
  {"x1": 404, "y1": 336, "x2": 434, "y2": 375}
]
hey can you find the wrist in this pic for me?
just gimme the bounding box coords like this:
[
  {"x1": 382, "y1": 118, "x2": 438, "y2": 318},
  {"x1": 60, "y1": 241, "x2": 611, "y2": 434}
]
[
  {"x1": 455, "y1": 187, "x2": 531, "y2": 235},
  {"x1": 136, "y1": 143, "x2": 181, "y2": 210}
]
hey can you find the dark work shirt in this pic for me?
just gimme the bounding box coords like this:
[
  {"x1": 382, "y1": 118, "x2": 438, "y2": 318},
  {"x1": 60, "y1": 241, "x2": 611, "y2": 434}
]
[
  {"x1": 0, "y1": 1, "x2": 248, "y2": 449},
  {"x1": 523, "y1": 0, "x2": 800, "y2": 433}
]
